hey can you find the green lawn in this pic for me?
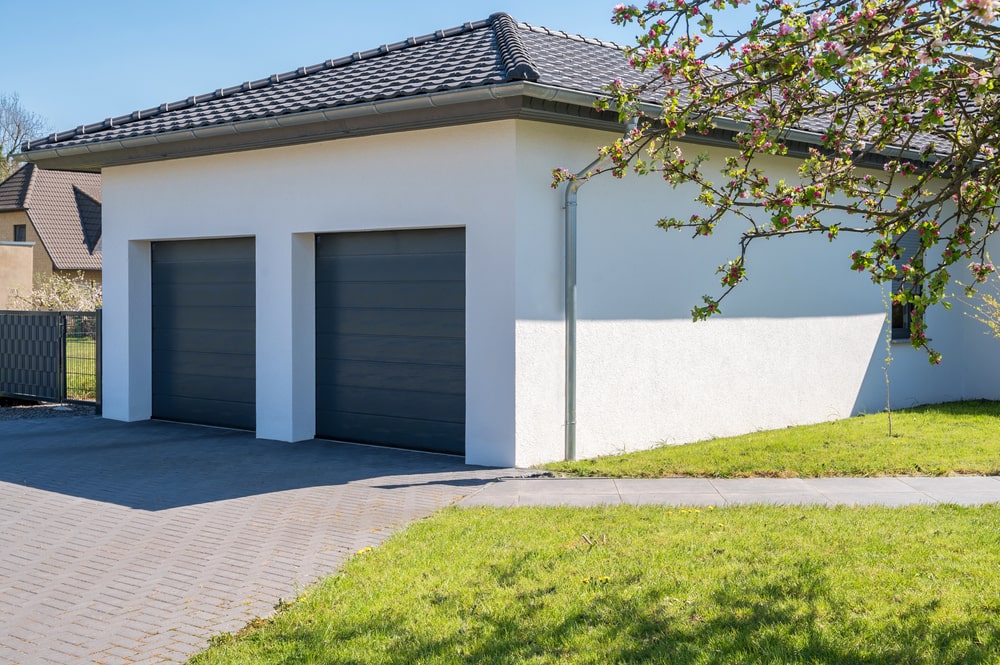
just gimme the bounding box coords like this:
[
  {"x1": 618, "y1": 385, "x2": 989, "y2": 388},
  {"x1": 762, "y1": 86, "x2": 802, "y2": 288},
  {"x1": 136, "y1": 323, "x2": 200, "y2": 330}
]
[
  {"x1": 189, "y1": 505, "x2": 1000, "y2": 664},
  {"x1": 187, "y1": 402, "x2": 1000, "y2": 663},
  {"x1": 544, "y1": 401, "x2": 1000, "y2": 478},
  {"x1": 65, "y1": 337, "x2": 96, "y2": 401}
]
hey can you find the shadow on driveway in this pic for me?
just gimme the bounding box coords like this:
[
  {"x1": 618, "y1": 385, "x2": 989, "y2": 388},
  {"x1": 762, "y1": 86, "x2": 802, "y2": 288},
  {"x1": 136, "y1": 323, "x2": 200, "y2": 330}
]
[{"x1": 0, "y1": 417, "x2": 501, "y2": 510}]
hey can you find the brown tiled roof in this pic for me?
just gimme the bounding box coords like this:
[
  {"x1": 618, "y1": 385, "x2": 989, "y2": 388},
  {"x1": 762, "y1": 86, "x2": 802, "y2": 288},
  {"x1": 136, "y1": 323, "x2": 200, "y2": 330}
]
[{"x1": 0, "y1": 164, "x2": 102, "y2": 271}]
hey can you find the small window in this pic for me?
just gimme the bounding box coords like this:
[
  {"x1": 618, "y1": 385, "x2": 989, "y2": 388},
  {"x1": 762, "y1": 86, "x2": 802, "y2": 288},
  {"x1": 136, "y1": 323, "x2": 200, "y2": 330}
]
[
  {"x1": 13, "y1": 224, "x2": 25, "y2": 242},
  {"x1": 891, "y1": 231, "x2": 922, "y2": 341},
  {"x1": 891, "y1": 282, "x2": 922, "y2": 340}
]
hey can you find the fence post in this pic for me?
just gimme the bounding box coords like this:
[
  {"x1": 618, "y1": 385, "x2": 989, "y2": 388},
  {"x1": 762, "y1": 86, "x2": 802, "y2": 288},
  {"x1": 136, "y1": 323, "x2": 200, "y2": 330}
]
[
  {"x1": 58, "y1": 313, "x2": 67, "y2": 403},
  {"x1": 95, "y1": 308, "x2": 102, "y2": 416}
]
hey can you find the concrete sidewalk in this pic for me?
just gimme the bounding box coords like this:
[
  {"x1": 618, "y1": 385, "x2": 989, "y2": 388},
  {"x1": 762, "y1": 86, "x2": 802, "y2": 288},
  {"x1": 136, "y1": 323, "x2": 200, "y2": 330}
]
[{"x1": 460, "y1": 475, "x2": 1000, "y2": 507}]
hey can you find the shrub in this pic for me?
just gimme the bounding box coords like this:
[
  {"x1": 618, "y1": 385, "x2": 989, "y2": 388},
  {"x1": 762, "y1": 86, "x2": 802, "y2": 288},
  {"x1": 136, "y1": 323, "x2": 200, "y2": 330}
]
[{"x1": 9, "y1": 272, "x2": 102, "y2": 311}]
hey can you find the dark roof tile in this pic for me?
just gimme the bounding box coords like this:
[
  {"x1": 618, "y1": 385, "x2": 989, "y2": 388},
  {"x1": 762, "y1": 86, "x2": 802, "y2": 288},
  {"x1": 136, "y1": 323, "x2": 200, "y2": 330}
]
[
  {"x1": 0, "y1": 165, "x2": 34, "y2": 210},
  {"x1": 26, "y1": 12, "x2": 911, "y2": 160},
  {"x1": 22, "y1": 13, "x2": 630, "y2": 153}
]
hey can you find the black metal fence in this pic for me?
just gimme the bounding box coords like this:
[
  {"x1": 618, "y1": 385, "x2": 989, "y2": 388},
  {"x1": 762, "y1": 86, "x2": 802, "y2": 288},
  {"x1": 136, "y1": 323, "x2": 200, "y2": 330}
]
[{"x1": 0, "y1": 310, "x2": 101, "y2": 408}]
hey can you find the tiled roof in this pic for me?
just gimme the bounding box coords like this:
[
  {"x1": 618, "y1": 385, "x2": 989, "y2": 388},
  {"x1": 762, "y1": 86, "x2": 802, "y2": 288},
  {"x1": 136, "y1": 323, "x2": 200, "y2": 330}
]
[
  {"x1": 0, "y1": 164, "x2": 102, "y2": 271},
  {"x1": 0, "y1": 165, "x2": 33, "y2": 209},
  {"x1": 21, "y1": 13, "x2": 638, "y2": 153},
  {"x1": 517, "y1": 26, "x2": 643, "y2": 95},
  {"x1": 20, "y1": 12, "x2": 928, "y2": 165}
]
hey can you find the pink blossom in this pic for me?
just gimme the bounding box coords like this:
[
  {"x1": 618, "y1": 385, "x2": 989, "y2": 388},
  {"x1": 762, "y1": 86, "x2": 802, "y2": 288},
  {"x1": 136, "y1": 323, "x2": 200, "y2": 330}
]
[
  {"x1": 967, "y1": 0, "x2": 1000, "y2": 22},
  {"x1": 808, "y1": 11, "x2": 828, "y2": 33},
  {"x1": 823, "y1": 41, "x2": 846, "y2": 58}
]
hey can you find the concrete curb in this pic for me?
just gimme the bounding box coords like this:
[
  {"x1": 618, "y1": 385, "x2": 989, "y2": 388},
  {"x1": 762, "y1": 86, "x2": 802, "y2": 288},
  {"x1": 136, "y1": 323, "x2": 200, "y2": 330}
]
[{"x1": 459, "y1": 475, "x2": 1000, "y2": 507}]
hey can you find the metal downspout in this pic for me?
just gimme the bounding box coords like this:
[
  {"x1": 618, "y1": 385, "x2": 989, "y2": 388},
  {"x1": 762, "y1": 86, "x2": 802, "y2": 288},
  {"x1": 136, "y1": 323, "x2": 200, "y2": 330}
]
[{"x1": 563, "y1": 120, "x2": 636, "y2": 461}]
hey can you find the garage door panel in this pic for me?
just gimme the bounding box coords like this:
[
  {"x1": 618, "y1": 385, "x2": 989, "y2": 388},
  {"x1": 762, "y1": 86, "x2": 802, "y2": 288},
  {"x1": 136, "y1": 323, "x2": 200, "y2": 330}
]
[
  {"x1": 315, "y1": 410, "x2": 464, "y2": 454},
  {"x1": 317, "y1": 307, "x2": 464, "y2": 338},
  {"x1": 315, "y1": 281, "x2": 464, "y2": 310},
  {"x1": 152, "y1": 259, "x2": 255, "y2": 286},
  {"x1": 152, "y1": 305, "x2": 255, "y2": 332},
  {"x1": 152, "y1": 372, "x2": 255, "y2": 402},
  {"x1": 316, "y1": 333, "x2": 463, "y2": 365},
  {"x1": 318, "y1": 228, "x2": 465, "y2": 256},
  {"x1": 152, "y1": 329, "x2": 255, "y2": 355},
  {"x1": 316, "y1": 228, "x2": 464, "y2": 454},
  {"x1": 316, "y1": 253, "x2": 464, "y2": 283},
  {"x1": 317, "y1": 386, "x2": 464, "y2": 423},
  {"x1": 317, "y1": 358, "x2": 463, "y2": 393},
  {"x1": 153, "y1": 351, "x2": 256, "y2": 380},
  {"x1": 150, "y1": 282, "x2": 255, "y2": 309},
  {"x1": 152, "y1": 238, "x2": 255, "y2": 431},
  {"x1": 153, "y1": 395, "x2": 256, "y2": 430}
]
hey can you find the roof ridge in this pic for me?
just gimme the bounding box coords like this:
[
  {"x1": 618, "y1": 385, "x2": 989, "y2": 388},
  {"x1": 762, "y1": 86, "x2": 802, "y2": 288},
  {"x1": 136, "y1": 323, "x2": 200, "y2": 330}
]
[
  {"x1": 489, "y1": 12, "x2": 540, "y2": 82},
  {"x1": 518, "y1": 21, "x2": 627, "y2": 51},
  {"x1": 22, "y1": 16, "x2": 500, "y2": 153}
]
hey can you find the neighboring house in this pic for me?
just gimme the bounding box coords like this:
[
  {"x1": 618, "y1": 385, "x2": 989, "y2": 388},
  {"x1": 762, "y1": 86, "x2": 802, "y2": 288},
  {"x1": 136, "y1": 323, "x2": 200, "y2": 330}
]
[
  {"x1": 0, "y1": 163, "x2": 102, "y2": 290},
  {"x1": 17, "y1": 13, "x2": 1000, "y2": 467}
]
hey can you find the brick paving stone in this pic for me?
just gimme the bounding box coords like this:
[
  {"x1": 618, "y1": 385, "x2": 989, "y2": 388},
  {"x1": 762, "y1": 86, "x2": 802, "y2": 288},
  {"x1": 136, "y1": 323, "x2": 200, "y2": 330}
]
[{"x1": 0, "y1": 417, "x2": 511, "y2": 664}]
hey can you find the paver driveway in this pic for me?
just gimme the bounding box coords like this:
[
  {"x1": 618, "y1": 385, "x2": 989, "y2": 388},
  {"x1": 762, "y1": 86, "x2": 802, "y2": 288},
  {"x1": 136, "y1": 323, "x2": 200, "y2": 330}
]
[{"x1": 0, "y1": 417, "x2": 508, "y2": 664}]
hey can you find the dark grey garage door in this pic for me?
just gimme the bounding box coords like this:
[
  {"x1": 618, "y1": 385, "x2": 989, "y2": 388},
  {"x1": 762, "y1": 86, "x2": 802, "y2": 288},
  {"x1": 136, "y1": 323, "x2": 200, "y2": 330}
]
[
  {"x1": 151, "y1": 237, "x2": 255, "y2": 430},
  {"x1": 316, "y1": 228, "x2": 465, "y2": 455}
]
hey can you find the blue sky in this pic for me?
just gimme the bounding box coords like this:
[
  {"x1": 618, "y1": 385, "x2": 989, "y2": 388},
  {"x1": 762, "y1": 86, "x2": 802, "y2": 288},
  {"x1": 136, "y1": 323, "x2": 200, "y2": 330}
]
[{"x1": 5, "y1": 1, "x2": 647, "y2": 138}]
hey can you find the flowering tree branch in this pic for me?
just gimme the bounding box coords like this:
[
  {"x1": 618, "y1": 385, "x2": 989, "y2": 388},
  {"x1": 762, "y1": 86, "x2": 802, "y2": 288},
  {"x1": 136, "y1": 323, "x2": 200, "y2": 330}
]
[{"x1": 555, "y1": 0, "x2": 1000, "y2": 363}]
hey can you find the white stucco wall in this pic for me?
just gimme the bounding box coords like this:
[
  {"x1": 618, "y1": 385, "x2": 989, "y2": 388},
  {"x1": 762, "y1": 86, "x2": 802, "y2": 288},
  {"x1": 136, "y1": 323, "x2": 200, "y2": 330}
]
[
  {"x1": 930, "y1": 232, "x2": 1000, "y2": 401},
  {"x1": 101, "y1": 122, "x2": 519, "y2": 466},
  {"x1": 511, "y1": 121, "x2": 989, "y2": 465},
  {"x1": 100, "y1": 116, "x2": 999, "y2": 469}
]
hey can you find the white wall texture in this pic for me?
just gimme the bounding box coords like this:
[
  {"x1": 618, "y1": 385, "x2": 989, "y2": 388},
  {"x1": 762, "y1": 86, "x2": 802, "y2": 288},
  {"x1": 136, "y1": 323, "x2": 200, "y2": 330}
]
[
  {"x1": 511, "y1": 121, "x2": 999, "y2": 465},
  {"x1": 99, "y1": 117, "x2": 1000, "y2": 468},
  {"x1": 101, "y1": 122, "x2": 519, "y2": 466}
]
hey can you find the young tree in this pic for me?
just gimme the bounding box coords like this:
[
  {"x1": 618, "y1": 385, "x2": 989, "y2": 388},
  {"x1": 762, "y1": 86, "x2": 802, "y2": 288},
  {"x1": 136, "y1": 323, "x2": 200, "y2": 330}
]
[
  {"x1": 0, "y1": 93, "x2": 46, "y2": 181},
  {"x1": 555, "y1": 0, "x2": 1000, "y2": 363}
]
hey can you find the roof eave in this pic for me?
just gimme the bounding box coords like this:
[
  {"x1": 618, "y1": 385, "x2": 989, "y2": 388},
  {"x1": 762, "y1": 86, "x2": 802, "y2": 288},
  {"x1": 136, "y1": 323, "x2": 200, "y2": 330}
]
[
  {"x1": 17, "y1": 80, "x2": 938, "y2": 172},
  {"x1": 710, "y1": 117, "x2": 939, "y2": 166},
  {"x1": 20, "y1": 82, "x2": 641, "y2": 172}
]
